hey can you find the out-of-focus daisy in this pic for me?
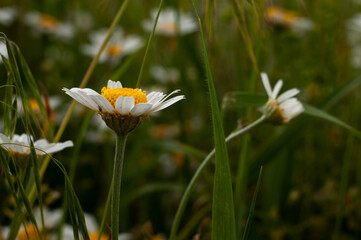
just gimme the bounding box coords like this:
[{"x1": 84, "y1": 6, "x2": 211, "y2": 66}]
[
  {"x1": 81, "y1": 28, "x2": 143, "y2": 63},
  {"x1": 0, "y1": 133, "x2": 73, "y2": 167},
  {"x1": 24, "y1": 12, "x2": 75, "y2": 41},
  {"x1": 0, "y1": 6, "x2": 18, "y2": 26},
  {"x1": 142, "y1": 7, "x2": 197, "y2": 37},
  {"x1": 0, "y1": 40, "x2": 8, "y2": 63},
  {"x1": 265, "y1": 6, "x2": 313, "y2": 35},
  {"x1": 149, "y1": 65, "x2": 180, "y2": 83},
  {"x1": 345, "y1": 13, "x2": 361, "y2": 46},
  {"x1": 63, "y1": 80, "x2": 184, "y2": 135},
  {"x1": 260, "y1": 72, "x2": 304, "y2": 124}
]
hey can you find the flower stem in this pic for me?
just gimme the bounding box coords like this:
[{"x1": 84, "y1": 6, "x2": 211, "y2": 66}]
[
  {"x1": 169, "y1": 115, "x2": 266, "y2": 240},
  {"x1": 111, "y1": 134, "x2": 128, "y2": 240}
]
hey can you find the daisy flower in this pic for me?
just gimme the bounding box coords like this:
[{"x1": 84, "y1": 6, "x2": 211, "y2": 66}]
[
  {"x1": 142, "y1": 7, "x2": 197, "y2": 37},
  {"x1": 0, "y1": 133, "x2": 73, "y2": 167},
  {"x1": 0, "y1": 6, "x2": 18, "y2": 26},
  {"x1": 0, "y1": 40, "x2": 8, "y2": 63},
  {"x1": 81, "y1": 28, "x2": 143, "y2": 63},
  {"x1": 63, "y1": 80, "x2": 185, "y2": 135},
  {"x1": 265, "y1": 6, "x2": 313, "y2": 35},
  {"x1": 261, "y1": 72, "x2": 304, "y2": 124},
  {"x1": 24, "y1": 12, "x2": 75, "y2": 41}
]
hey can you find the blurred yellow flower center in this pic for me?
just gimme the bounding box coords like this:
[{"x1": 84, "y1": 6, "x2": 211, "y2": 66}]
[
  {"x1": 159, "y1": 21, "x2": 177, "y2": 33},
  {"x1": 106, "y1": 44, "x2": 123, "y2": 56},
  {"x1": 266, "y1": 6, "x2": 298, "y2": 25},
  {"x1": 101, "y1": 87, "x2": 147, "y2": 108},
  {"x1": 38, "y1": 14, "x2": 59, "y2": 30},
  {"x1": 18, "y1": 224, "x2": 48, "y2": 240},
  {"x1": 88, "y1": 233, "x2": 109, "y2": 240}
]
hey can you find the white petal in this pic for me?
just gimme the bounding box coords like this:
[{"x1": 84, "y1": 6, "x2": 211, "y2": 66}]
[
  {"x1": 130, "y1": 103, "x2": 153, "y2": 116},
  {"x1": 63, "y1": 88, "x2": 99, "y2": 110},
  {"x1": 151, "y1": 95, "x2": 185, "y2": 112},
  {"x1": 146, "y1": 92, "x2": 166, "y2": 104},
  {"x1": 88, "y1": 94, "x2": 114, "y2": 112},
  {"x1": 272, "y1": 80, "x2": 283, "y2": 99},
  {"x1": 115, "y1": 96, "x2": 135, "y2": 115},
  {"x1": 151, "y1": 89, "x2": 180, "y2": 109},
  {"x1": 107, "y1": 80, "x2": 123, "y2": 89},
  {"x1": 261, "y1": 72, "x2": 273, "y2": 97},
  {"x1": 277, "y1": 88, "x2": 300, "y2": 103}
]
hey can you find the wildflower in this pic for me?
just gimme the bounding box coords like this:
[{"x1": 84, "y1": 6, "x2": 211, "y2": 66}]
[
  {"x1": 63, "y1": 80, "x2": 184, "y2": 135},
  {"x1": 142, "y1": 7, "x2": 197, "y2": 37},
  {"x1": 265, "y1": 6, "x2": 313, "y2": 35},
  {"x1": 24, "y1": 12, "x2": 75, "y2": 41},
  {"x1": 0, "y1": 6, "x2": 18, "y2": 26},
  {"x1": 81, "y1": 28, "x2": 143, "y2": 63},
  {"x1": 260, "y1": 72, "x2": 304, "y2": 124},
  {"x1": 0, "y1": 133, "x2": 73, "y2": 167},
  {"x1": 0, "y1": 41, "x2": 8, "y2": 63}
]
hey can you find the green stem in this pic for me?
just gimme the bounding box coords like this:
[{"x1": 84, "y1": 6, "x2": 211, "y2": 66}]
[
  {"x1": 169, "y1": 115, "x2": 266, "y2": 240},
  {"x1": 111, "y1": 134, "x2": 128, "y2": 240},
  {"x1": 135, "y1": 0, "x2": 164, "y2": 88}
]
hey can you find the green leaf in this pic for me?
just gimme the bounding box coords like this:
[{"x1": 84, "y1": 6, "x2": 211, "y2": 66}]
[
  {"x1": 303, "y1": 104, "x2": 361, "y2": 139},
  {"x1": 191, "y1": 1, "x2": 237, "y2": 240}
]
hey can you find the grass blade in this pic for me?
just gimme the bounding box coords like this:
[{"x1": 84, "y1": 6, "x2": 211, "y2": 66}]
[
  {"x1": 242, "y1": 166, "x2": 263, "y2": 240},
  {"x1": 191, "y1": 1, "x2": 237, "y2": 239}
]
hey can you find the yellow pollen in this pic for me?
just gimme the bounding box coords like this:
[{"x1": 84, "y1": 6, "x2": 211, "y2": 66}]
[
  {"x1": 159, "y1": 21, "x2": 178, "y2": 34},
  {"x1": 38, "y1": 14, "x2": 59, "y2": 30},
  {"x1": 106, "y1": 44, "x2": 124, "y2": 57},
  {"x1": 18, "y1": 224, "x2": 48, "y2": 240},
  {"x1": 88, "y1": 233, "x2": 109, "y2": 240},
  {"x1": 101, "y1": 87, "x2": 147, "y2": 109}
]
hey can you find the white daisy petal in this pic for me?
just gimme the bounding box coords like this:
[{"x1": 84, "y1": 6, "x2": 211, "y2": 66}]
[
  {"x1": 151, "y1": 95, "x2": 185, "y2": 112},
  {"x1": 63, "y1": 88, "x2": 98, "y2": 111},
  {"x1": 272, "y1": 80, "x2": 283, "y2": 99},
  {"x1": 107, "y1": 80, "x2": 123, "y2": 89},
  {"x1": 130, "y1": 103, "x2": 153, "y2": 116},
  {"x1": 277, "y1": 88, "x2": 300, "y2": 103},
  {"x1": 88, "y1": 94, "x2": 114, "y2": 112},
  {"x1": 261, "y1": 72, "x2": 273, "y2": 97},
  {"x1": 115, "y1": 96, "x2": 135, "y2": 114}
]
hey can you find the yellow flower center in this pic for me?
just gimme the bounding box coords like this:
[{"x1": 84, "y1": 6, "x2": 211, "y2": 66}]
[
  {"x1": 88, "y1": 233, "x2": 109, "y2": 240},
  {"x1": 18, "y1": 224, "x2": 48, "y2": 240},
  {"x1": 106, "y1": 44, "x2": 124, "y2": 57},
  {"x1": 38, "y1": 14, "x2": 59, "y2": 30},
  {"x1": 101, "y1": 87, "x2": 147, "y2": 109},
  {"x1": 159, "y1": 21, "x2": 178, "y2": 34},
  {"x1": 266, "y1": 6, "x2": 298, "y2": 26}
]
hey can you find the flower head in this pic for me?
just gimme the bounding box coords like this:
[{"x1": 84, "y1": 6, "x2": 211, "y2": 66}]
[
  {"x1": 63, "y1": 80, "x2": 184, "y2": 135},
  {"x1": 142, "y1": 7, "x2": 197, "y2": 37},
  {"x1": 0, "y1": 133, "x2": 73, "y2": 167},
  {"x1": 261, "y1": 72, "x2": 304, "y2": 124},
  {"x1": 24, "y1": 12, "x2": 75, "y2": 41},
  {"x1": 81, "y1": 28, "x2": 143, "y2": 63},
  {"x1": 265, "y1": 6, "x2": 313, "y2": 35},
  {"x1": 0, "y1": 6, "x2": 18, "y2": 26}
]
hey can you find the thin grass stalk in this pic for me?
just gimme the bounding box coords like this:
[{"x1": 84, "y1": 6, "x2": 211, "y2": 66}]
[
  {"x1": 98, "y1": 181, "x2": 113, "y2": 240},
  {"x1": 135, "y1": 0, "x2": 164, "y2": 88},
  {"x1": 169, "y1": 115, "x2": 266, "y2": 240},
  {"x1": 111, "y1": 134, "x2": 128, "y2": 240}
]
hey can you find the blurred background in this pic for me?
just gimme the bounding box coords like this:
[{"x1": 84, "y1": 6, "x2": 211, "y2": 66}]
[{"x1": 1, "y1": 0, "x2": 361, "y2": 239}]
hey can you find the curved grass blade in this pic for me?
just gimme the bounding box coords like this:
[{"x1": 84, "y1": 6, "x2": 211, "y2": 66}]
[{"x1": 242, "y1": 166, "x2": 263, "y2": 240}]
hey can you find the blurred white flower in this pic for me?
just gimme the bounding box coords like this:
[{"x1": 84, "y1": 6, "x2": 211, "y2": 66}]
[
  {"x1": 24, "y1": 12, "x2": 75, "y2": 41},
  {"x1": 265, "y1": 6, "x2": 313, "y2": 35},
  {"x1": 142, "y1": 7, "x2": 197, "y2": 37},
  {"x1": 261, "y1": 72, "x2": 304, "y2": 124},
  {"x1": 345, "y1": 13, "x2": 361, "y2": 46},
  {"x1": 81, "y1": 28, "x2": 143, "y2": 63},
  {"x1": 149, "y1": 65, "x2": 180, "y2": 83},
  {"x1": 0, "y1": 41, "x2": 8, "y2": 63},
  {"x1": 0, "y1": 6, "x2": 18, "y2": 26},
  {"x1": 0, "y1": 133, "x2": 73, "y2": 157}
]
